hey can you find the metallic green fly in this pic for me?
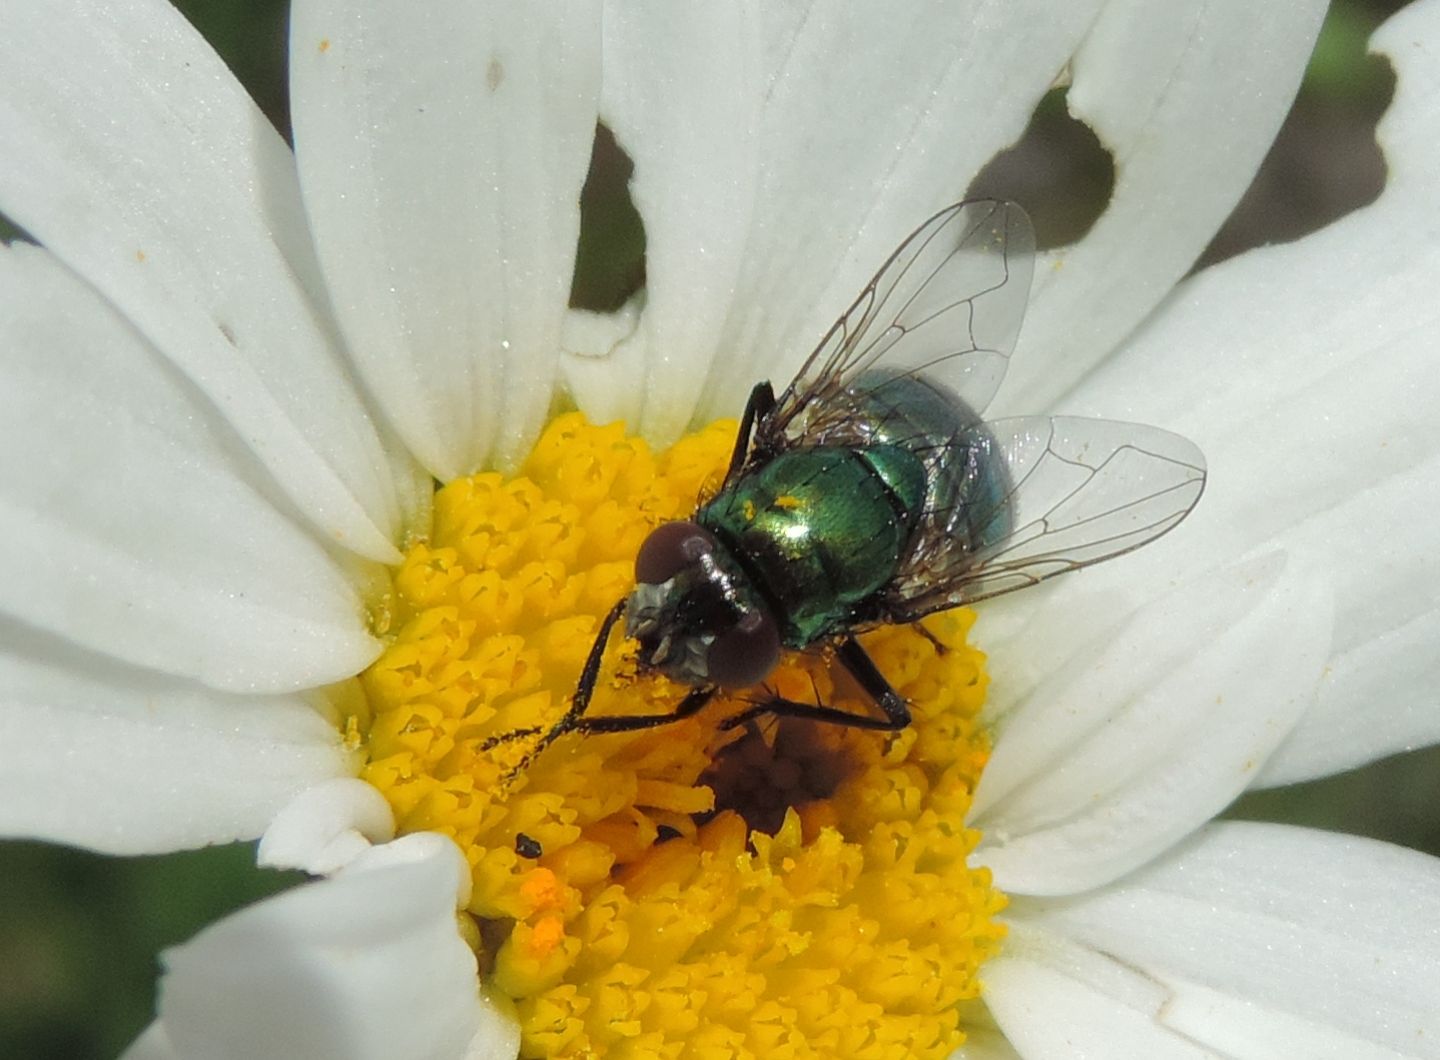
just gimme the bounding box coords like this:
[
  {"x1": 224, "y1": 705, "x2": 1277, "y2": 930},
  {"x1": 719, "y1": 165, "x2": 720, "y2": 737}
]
[{"x1": 501, "y1": 199, "x2": 1206, "y2": 762}]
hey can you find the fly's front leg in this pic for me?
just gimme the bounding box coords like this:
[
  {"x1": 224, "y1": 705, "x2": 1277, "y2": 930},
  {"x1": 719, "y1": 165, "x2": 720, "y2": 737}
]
[
  {"x1": 719, "y1": 636, "x2": 911, "y2": 732},
  {"x1": 573, "y1": 685, "x2": 716, "y2": 734},
  {"x1": 483, "y1": 598, "x2": 627, "y2": 772},
  {"x1": 497, "y1": 685, "x2": 715, "y2": 783}
]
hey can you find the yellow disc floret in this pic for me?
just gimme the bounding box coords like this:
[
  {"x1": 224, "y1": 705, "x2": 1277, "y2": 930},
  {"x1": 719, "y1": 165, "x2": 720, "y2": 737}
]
[{"x1": 356, "y1": 413, "x2": 1005, "y2": 1059}]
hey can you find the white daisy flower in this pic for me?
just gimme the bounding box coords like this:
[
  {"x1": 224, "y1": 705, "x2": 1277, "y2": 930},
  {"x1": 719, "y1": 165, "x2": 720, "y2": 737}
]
[{"x1": 3, "y1": 1, "x2": 1439, "y2": 1058}]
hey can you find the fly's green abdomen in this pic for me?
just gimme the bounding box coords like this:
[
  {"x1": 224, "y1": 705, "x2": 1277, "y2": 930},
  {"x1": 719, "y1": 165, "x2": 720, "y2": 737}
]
[{"x1": 699, "y1": 445, "x2": 926, "y2": 647}]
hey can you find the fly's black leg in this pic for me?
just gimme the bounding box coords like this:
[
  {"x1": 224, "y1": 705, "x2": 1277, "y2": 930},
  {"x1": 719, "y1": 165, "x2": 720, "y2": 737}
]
[
  {"x1": 723, "y1": 381, "x2": 777, "y2": 486},
  {"x1": 912, "y1": 622, "x2": 949, "y2": 656},
  {"x1": 835, "y1": 637, "x2": 912, "y2": 727},
  {"x1": 497, "y1": 687, "x2": 716, "y2": 783},
  {"x1": 719, "y1": 636, "x2": 912, "y2": 732},
  {"x1": 488, "y1": 599, "x2": 722, "y2": 781},
  {"x1": 482, "y1": 598, "x2": 627, "y2": 772},
  {"x1": 548, "y1": 596, "x2": 628, "y2": 734},
  {"x1": 573, "y1": 685, "x2": 717, "y2": 734}
]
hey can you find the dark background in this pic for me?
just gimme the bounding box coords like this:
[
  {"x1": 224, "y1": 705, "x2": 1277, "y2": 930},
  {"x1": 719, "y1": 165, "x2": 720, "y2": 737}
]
[{"x1": 1, "y1": 1, "x2": 1433, "y2": 1056}]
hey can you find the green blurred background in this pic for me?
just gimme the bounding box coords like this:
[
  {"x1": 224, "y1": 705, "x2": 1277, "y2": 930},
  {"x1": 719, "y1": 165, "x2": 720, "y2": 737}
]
[{"x1": 1, "y1": 1, "x2": 1434, "y2": 1056}]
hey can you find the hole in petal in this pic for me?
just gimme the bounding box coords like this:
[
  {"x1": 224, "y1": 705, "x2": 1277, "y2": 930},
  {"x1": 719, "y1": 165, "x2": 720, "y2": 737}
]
[
  {"x1": 569, "y1": 123, "x2": 647, "y2": 313},
  {"x1": 1196, "y1": 3, "x2": 1396, "y2": 268},
  {"x1": 966, "y1": 86, "x2": 1115, "y2": 251}
]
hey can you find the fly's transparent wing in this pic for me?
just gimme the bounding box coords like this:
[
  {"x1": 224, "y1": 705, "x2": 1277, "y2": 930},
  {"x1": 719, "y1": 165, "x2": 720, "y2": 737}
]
[
  {"x1": 755, "y1": 200, "x2": 1034, "y2": 454},
  {"x1": 885, "y1": 416, "x2": 1207, "y2": 617}
]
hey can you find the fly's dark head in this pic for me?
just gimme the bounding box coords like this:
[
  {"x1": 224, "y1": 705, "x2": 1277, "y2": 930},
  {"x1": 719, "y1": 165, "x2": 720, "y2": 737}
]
[{"x1": 625, "y1": 520, "x2": 781, "y2": 689}]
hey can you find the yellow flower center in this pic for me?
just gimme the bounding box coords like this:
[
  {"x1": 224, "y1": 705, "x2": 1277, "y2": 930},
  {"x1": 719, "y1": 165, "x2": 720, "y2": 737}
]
[{"x1": 354, "y1": 413, "x2": 1005, "y2": 1059}]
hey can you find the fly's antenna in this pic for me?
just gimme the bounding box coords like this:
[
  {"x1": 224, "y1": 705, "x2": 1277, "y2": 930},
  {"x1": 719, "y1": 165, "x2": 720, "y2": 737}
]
[{"x1": 481, "y1": 598, "x2": 628, "y2": 785}]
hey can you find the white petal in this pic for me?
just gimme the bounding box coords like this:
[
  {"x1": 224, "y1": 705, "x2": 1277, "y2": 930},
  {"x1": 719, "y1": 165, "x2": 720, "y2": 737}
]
[
  {"x1": 1006, "y1": 821, "x2": 1440, "y2": 1058},
  {"x1": 0, "y1": 0, "x2": 412, "y2": 562},
  {"x1": 1057, "y1": 0, "x2": 1440, "y2": 784},
  {"x1": 982, "y1": 924, "x2": 1216, "y2": 1060},
  {"x1": 558, "y1": 301, "x2": 645, "y2": 426},
  {"x1": 971, "y1": 554, "x2": 1331, "y2": 897},
  {"x1": 0, "y1": 244, "x2": 379, "y2": 692},
  {"x1": 290, "y1": 0, "x2": 601, "y2": 477},
  {"x1": 121, "y1": 1023, "x2": 175, "y2": 1060},
  {"x1": 257, "y1": 777, "x2": 396, "y2": 875},
  {"x1": 950, "y1": 1027, "x2": 1022, "y2": 1060},
  {"x1": 993, "y1": 0, "x2": 1329, "y2": 415},
  {"x1": 685, "y1": 1, "x2": 1105, "y2": 426},
  {"x1": 131, "y1": 836, "x2": 513, "y2": 1060},
  {"x1": 0, "y1": 626, "x2": 350, "y2": 855},
  {"x1": 566, "y1": 3, "x2": 762, "y2": 439}
]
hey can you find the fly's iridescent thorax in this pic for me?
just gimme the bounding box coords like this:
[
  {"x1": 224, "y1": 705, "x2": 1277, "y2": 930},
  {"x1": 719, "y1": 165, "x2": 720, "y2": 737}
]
[
  {"x1": 698, "y1": 447, "x2": 918, "y2": 648},
  {"x1": 625, "y1": 521, "x2": 782, "y2": 689},
  {"x1": 692, "y1": 369, "x2": 1014, "y2": 650}
]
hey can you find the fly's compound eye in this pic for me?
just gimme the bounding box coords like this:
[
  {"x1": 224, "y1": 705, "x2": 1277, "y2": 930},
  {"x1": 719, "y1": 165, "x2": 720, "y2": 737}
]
[
  {"x1": 706, "y1": 608, "x2": 781, "y2": 689},
  {"x1": 634, "y1": 520, "x2": 717, "y2": 585}
]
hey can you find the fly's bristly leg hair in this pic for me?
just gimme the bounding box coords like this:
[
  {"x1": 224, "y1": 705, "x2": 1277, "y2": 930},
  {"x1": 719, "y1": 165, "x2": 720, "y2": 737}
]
[
  {"x1": 572, "y1": 685, "x2": 718, "y2": 735},
  {"x1": 480, "y1": 725, "x2": 542, "y2": 752}
]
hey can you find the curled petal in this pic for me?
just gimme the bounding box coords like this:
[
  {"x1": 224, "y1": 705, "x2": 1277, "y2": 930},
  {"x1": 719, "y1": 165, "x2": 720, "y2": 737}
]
[{"x1": 128, "y1": 837, "x2": 512, "y2": 1060}]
